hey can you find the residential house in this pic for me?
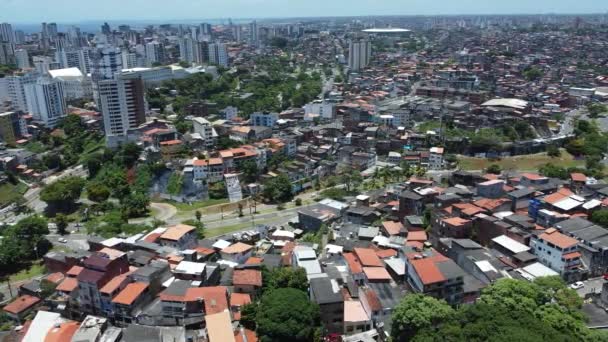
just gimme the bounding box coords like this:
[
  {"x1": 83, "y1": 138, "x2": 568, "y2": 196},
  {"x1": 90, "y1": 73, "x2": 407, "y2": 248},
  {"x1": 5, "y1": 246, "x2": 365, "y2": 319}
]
[
  {"x1": 232, "y1": 269, "x2": 262, "y2": 297},
  {"x1": 159, "y1": 224, "x2": 197, "y2": 250},
  {"x1": 111, "y1": 282, "x2": 150, "y2": 324}
]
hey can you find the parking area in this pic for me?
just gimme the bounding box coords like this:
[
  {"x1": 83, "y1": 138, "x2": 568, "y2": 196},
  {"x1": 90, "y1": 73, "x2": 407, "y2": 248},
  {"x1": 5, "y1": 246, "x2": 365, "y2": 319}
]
[{"x1": 575, "y1": 277, "x2": 605, "y2": 298}]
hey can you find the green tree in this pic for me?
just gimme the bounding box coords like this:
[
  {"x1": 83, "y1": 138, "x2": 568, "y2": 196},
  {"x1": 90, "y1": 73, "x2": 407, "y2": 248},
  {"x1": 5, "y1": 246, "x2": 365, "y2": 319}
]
[
  {"x1": 85, "y1": 154, "x2": 103, "y2": 178},
  {"x1": 40, "y1": 176, "x2": 86, "y2": 214},
  {"x1": 195, "y1": 210, "x2": 202, "y2": 222},
  {"x1": 59, "y1": 114, "x2": 85, "y2": 137},
  {"x1": 240, "y1": 302, "x2": 257, "y2": 330},
  {"x1": 55, "y1": 213, "x2": 68, "y2": 235},
  {"x1": 523, "y1": 66, "x2": 543, "y2": 81},
  {"x1": 587, "y1": 103, "x2": 608, "y2": 118},
  {"x1": 116, "y1": 142, "x2": 142, "y2": 168},
  {"x1": 391, "y1": 293, "x2": 455, "y2": 341},
  {"x1": 591, "y1": 209, "x2": 608, "y2": 228},
  {"x1": 266, "y1": 267, "x2": 309, "y2": 293},
  {"x1": 167, "y1": 172, "x2": 184, "y2": 195},
  {"x1": 256, "y1": 288, "x2": 320, "y2": 342},
  {"x1": 538, "y1": 163, "x2": 569, "y2": 179},
  {"x1": 182, "y1": 219, "x2": 205, "y2": 238},
  {"x1": 485, "y1": 164, "x2": 502, "y2": 175},
  {"x1": 547, "y1": 145, "x2": 561, "y2": 157},
  {"x1": 262, "y1": 174, "x2": 293, "y2": 203},
  {"x1": 565, "y1": 138, "x2": 585, "y2": 156},
  {"x1": 121, "y1": 193, "x2": 150, "y2": 218},
  {"x1": 240, "y1": 160, "x2": 259, "y2": 184},
  {"x1": 87, "y1": 183, "x2": 111, "y2": 202}
]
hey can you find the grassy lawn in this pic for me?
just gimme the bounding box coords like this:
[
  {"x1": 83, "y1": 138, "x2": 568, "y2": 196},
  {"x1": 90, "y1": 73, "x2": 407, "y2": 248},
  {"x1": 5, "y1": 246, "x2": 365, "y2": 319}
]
[
  {"x1": 167, "y1": 198, "x2": 230, "y2": 212},
  {"x1": 457, "y1": 149, "x2": 584, "y2": 172},
  {"x1": 23, "y1": 141, "x2": 47, "y2": 153},
  {"x1": 0, "y1": 182, "x2": 28, "y2": 206},
  {"x1": 9, "y1": 262, "x2": 45, "y2": 282}
]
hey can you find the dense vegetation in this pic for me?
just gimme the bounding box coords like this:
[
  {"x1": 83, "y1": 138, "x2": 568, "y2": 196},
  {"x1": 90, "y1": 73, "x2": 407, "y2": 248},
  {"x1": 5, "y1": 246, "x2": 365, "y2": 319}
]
[
  {"x1": 0, "y1": 216, "x2": 50, "y2": 275},
  {"x1": 391, "y1": 277, "x2": 607, "y2": 342}
]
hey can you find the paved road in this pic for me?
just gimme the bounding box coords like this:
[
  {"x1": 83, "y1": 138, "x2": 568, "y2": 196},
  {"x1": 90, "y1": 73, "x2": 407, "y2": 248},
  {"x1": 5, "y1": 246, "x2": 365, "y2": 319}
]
[{"x1": 22, "y1": 165, "x2": 89, "y2": 214}]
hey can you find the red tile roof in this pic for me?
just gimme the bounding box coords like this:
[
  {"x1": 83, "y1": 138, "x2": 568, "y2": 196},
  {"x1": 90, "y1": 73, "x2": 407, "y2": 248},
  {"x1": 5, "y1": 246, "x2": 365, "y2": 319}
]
[
  {"x1": 44, "y1": 272, "x2": 65, "y2": 284},
  {"x1": 407, "y1": 231, "x2": 428, "y2": 242},
  {"x1": 222, "y1": 242, "x2": 253, "y2": 254},
  {"x1": 160, "y1": 286, "x2": 229, "y2": 314},
  {"x1": 570, "y1": 173, "x2": 587, "y2": 182},
  {"x1": 56, "y1": 277, "x2": 78, "y2": 293},
  {"x1": 3, "y1": 295, "x2": 41, "y2": 314},
  {"x1": 382, "y1": 221, "x2": 404, "y2": 236},
  {"x1": 409, "y1": 255, "x2": 450, "y2": 285},
  {"x1": 538, "y1": 228, "x2": 578, "y2": 249},
  {"x1": 354, "y1": 248, "x2": 383, "y2": 267},
  {"x1": 43, "y1": 321, "x2": 80, "y2": 342},
  {"x1": 363, "y1": 267, "x2": 392, "y2": 281},
  {"x1": 343, "y1": 253, "x2": 363, "y2": 274},
  {"x1": 233, "y1": 269, "x2": 262, "y2": 287},
  {"x1": 112, "y1": 282, "x2": 148, "y2": 306},
  {"x1": 442, "y1": 217, "x2": 471, "y2": 227},
  {"x1": 160, "y1": 224, "x2": 196, "y2": 241},
  {"x1": 375, "y1": 248, "x2": 398, "y2": 259}
]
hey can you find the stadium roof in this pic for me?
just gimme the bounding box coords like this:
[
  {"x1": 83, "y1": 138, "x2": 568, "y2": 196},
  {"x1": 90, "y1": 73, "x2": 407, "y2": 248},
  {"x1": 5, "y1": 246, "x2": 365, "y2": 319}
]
[{"x1": 363, "y1": 28, "x2": 411, "y2": 33}]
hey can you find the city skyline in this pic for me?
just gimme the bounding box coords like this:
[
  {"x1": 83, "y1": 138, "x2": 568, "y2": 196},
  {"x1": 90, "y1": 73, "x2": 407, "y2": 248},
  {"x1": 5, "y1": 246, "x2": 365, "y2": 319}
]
[{"x1": 1, "y1": 0, "x2": 607, "y2": 23}]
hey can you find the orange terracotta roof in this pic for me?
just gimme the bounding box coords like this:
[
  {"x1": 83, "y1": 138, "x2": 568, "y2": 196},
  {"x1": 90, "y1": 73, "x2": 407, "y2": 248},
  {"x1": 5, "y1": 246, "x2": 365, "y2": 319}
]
[
  {"x1": 230, "y1": 293, "x2": 251, "y2": 307},
  {"x1": 245, "y1": 257, "x2": 263, "y2": 265},
  {"x1": 44, "y1": 321, "x2": 80, "y2": 342},
  {"x1": 195, "y1": 247, "x2": 216, "y2": 256},
  {"x1": 407, "y1": 231, "x2": 428, "y2": 241},
  {"x1": 538, "y1": 229, "x2": 578, "y2": 249},
  {"x1": 234, "y1": 328, "x2": 258, "y2": 342},
  {"x1": 160, "y1": 224, "x2": 196, "y2": 241},
  {"x1": 375, "y1": 248, "x2": 398, "y2": 259},
  {"x1": 233, "y1": 269, "x2": 262, "y2": 287},
  {"x1": 521, "y1": 173, "x2": 545, "y2": 181},
  {"x1": 442, "y1": 217, "x2": 471, "y2": 227},
  {"x1": 343, "y1": 253, "x2": 363, "y2": 274},
  {"x1": 56, "y1": 277, "x2": 78, "y2": 293},
  {"x1": 222, "y1": 242, "x2": 253, "y2": 254},
  {"x1": 44, "y1": 272, "x2": 65, "y2": 284},
  {"x1": 3, "y1": 295, "x2": 40, "y2": 314},
  {"x1": 143, "y1": 232, "x2": 161, "y2": 243},
  {"x1": 362, "y1": 287, "x2": 382, "y2": 311},
  {"x1": 563, "y1": 251, "x2": 581, "y2": 260},
  {"x1": 545, "y1": 188, "x2": 574, "y2": 204},
  {"x1": 363, "y1": 267, "x2": 392, "y2": 281},
  {"x1": 410, "y1": 257, "x2": 445, "y2": 285},
  {"x1": 160, "y1": 286, "x2": 229, "y2": 314},
  {"x1": 570, "y1": 173, "x2": 587, "y2": 182},
  {"x1": 100, "y1": 274, "x2": 129, "y2": 294},
  {"x1": 160, "y1": 139, "x2": 182, "y2": 146},
  {"x1": 112, "y1": 282, "x2": 148, "y2": 306},
  {"x1": 382, "y1": 221, "x2": 404, "y2": 236},
  {"x1": 473, "y1": 198, "x2": 510, "y2": 211},
  {"x1": 354, "y1": 248, "x2": 383, "y2": 267}
]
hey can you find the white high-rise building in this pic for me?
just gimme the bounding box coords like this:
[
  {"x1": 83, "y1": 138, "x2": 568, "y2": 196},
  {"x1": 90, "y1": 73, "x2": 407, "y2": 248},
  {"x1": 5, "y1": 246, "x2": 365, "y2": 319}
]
[
  {"x1": 15, "y1": 49, "x2": 30, "y2": 69},
  {"x1": 24, "y1": 78, "x2": 67, "y2": 128},
  {"x1": 91, "y1": 46, "x2": 123, "y2": 80},
  {"x1": 145, "y1": 41, "x2": 164, "y2": 67},
  {"x1": 56, "y1": 48, "x2": 92, "y2": 74},
  {"x1": 304, "y1": 100, "x2": 335, "y2": 119},
  {"x1": 33, "y1": 56, "x2": 53, "y2": 75},
  {"x1": 0, "y1": 73, "x2": 36, "y2": 112},
  {"x1": 208, "y1": 43, "x2": 228, "y2": 67},
  {"x1": 348, "y1": 40, "x2": 371, "y2": 71},
  {"x1": 250, "y1": 21, "x2": 258, "y2": 44},
  {"x1": 178, "y1": 37, "x2": 196, "y2": 64},
  {"x1": 0, "y1": 23, "x2": 14, "y2": 43},
  {"x1": 233, "y1": 25, "x2": 243, "y2": 42},
  {"x1": 121, "y1": 50, "x2": 138, "y2": 69},
  {"x1": 97, "y1": 74, "x2": 146, "y2": 147}
]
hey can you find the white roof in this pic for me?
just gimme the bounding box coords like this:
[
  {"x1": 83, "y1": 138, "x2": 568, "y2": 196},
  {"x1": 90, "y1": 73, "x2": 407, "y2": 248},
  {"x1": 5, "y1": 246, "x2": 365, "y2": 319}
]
[
  {"x1": 553, "y1": 197, "x2": 583, "y2": 211},
  {"x1": 384, "y1": 258, "x2": 406, "y2": 276},
  {"x1": 356, "y1": 195, "x2": 370, "y2": 201},
  {"x1": 482, "y1": 98, "x2": 528, "y2": 109},
  {"x1": 492, "y1": 235, "x2": 530, "y2": 254},
  {"x1": 22, "y1": 311, "x2": 64, "y2": 342},
  {"x1": 475, "y1": 260, "x2": 497, "y2": 273},
  {"x1": 162, "y1": 276, "x2": 175, "y2": 288},
  {"x1": 272, "y1": 230, "x2": 295, "y2": 238},
  {"x1": 583, "y1": 199, "x2": 602, "y2": 210},
  {"x1": 212, "y1": 239, "x2": 231, "y2": 249},
  {"x1": 493, "y1": 211, "x2": 514, "y2": 219},
  {"x1": 294, "y1": 248, "x2": 317, "y2": 261},
  {"x1": 102, "y1": 237, "x2": 124, "y2": 247},
  {"x1": 325, "y1": 244, "x2": 344, "y2": 255},
  {"x1": 174, "y1": 261, "x2": 206, "y2": 274},
  {"x1": 521, "y1": 262, "x2": 559, "y2": 279},
  {"x1": 318, "y1": 198, "x2": 349, "y2": 211},
  {"x1": 299, "y1": 259, "x2": 323, "y2": 276},
  {"x1": 48, "y1": 67, "x2": 84, "y2": 79}
]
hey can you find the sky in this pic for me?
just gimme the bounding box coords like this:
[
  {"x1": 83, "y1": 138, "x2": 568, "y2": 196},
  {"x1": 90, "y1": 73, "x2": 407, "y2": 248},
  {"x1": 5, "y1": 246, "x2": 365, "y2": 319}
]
[{"x1": 0, "y1": 0, "x2": 606, "y2": 23}]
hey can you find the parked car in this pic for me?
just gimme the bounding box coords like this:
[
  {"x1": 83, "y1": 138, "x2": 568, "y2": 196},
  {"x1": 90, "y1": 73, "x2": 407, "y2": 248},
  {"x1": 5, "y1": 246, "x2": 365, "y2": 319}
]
[{"x1": 570, "y1": 281, "x2": 584, "y2": 290}]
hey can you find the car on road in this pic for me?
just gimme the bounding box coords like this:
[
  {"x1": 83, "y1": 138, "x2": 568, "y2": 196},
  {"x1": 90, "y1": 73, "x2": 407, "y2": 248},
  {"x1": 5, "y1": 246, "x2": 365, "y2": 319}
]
[
  {"x1": 570, "y1": 281, "x2": 585, "y2": 290},
  {"x1": 58, "y1": 238, "x2": 68, "y2": 243}
]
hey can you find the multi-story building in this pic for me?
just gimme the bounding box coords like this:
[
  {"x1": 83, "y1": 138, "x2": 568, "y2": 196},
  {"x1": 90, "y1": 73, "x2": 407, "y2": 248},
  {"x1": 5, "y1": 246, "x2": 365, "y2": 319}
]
[
  {"x1": 0, "y1": 23, "x2": 14, "y2": 43},
  {"x1": 159, "y1": 224, "x2": 197, "y2": 250},
  {"x1": 530, "y1": 228, "x2": 584, "y2": 282},
  {"x1": 309, "y1": 277, "x2": 344, "y2": 334},
  {"x1": 0, "y1": 73, "x2": 36, "y2": 112},
  {"x1": 405, "y1": 250, "x2": 465, "y2": 305},
  {"x1": 97, "y1": 73, "x2": 146, "y2": 147},
  {"x1": 428, "y1": 147, "x2": 444, "y2": 170},
  {"x1": 0, "y1": 111, "x2": 26, "y2": 145},
  {"x1": 14, "y1": 49, "x2": 29, "y2": 69},
  {"x1": 91, "y1": 46, "x2": 123, "y2": 81},
  {"x1": 48, "y1": 67, "x2": 93, "y2": 100},
  {"x1": 304, "y1": 100, "x2": 335, "y2": 119},
  {"x1": 250, "y1": 112, "x2": 278, "y2": 127},
  {"x1": 0, "y1": 42, "x2": 15, "y2": 65},
  {"x1": 145, "y1": 41, "x2": 164, "y2": 67},
  {"x1": 24, "y1": 77, "x2": 67, "y2": 128},
  {"x1": 348, "y1": 40, "x2": 371, "y2": 71},
  {"x1": 192, "y1": 117, "x2": 218, "y2": 149},
  {"x1": 77, "y1": 250, "x2": 130, "y2": 315},
  {"x1": 208, "y1": 43, "x2": 228, "y2": 67}
]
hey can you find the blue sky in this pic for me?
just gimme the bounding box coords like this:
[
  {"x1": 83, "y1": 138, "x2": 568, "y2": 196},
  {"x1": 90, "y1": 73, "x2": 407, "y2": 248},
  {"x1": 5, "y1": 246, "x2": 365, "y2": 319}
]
[{"x1": 1, "y1": 0, "x2": 606, "y2": 23}]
